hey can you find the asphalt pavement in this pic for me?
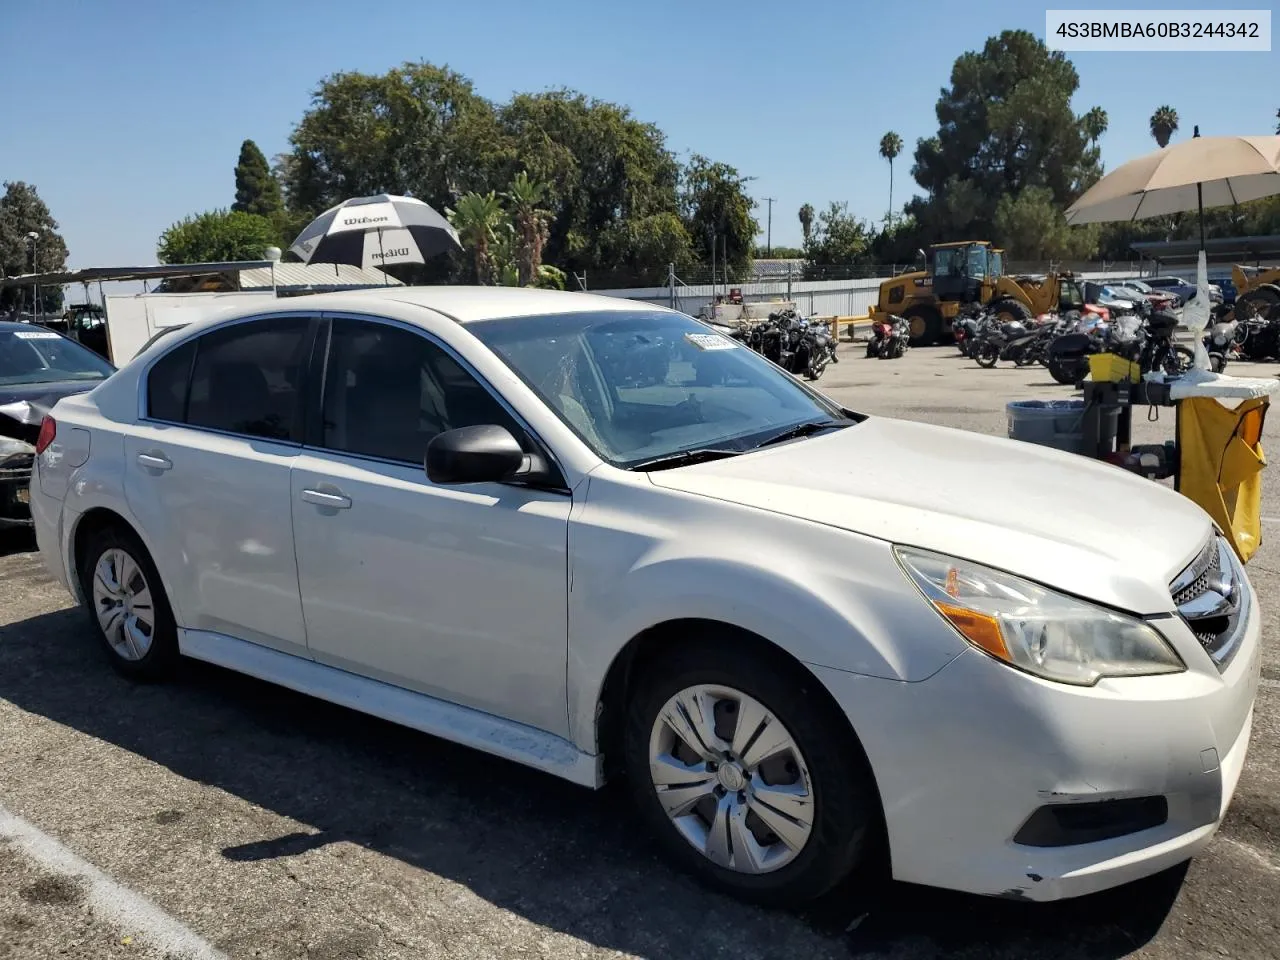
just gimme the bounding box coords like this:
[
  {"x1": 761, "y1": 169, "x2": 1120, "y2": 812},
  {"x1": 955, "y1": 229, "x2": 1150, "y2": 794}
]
[{"x1": 0, "y1": 343, "x2": 1277, "y2": 959}]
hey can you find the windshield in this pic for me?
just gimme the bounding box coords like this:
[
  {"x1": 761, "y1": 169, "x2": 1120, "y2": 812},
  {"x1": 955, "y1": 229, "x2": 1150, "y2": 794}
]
[
  {"x1": 1059, "y1": 279, "x2": 1084, "y2": 310},
  {"x1": 470, "y1": 310, "x2": 850, "y2": 468},
  {"x1": 989, "y1": 250, "x2": 1003, "y2": 277},
  {"x1": 0, "y1": 328, "x2": 115, "y2": 386}
]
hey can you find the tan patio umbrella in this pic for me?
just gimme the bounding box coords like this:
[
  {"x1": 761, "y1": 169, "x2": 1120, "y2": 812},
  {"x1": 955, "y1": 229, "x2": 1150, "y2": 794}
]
[{"x1": 1065, "y1": 130, "x2": 1280, "y2": 248}]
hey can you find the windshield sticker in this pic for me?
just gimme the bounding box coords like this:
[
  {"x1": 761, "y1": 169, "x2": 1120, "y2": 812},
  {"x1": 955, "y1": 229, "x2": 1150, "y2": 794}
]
[
  {"x1": 685, "y1": 332, "x2": 738, "y2": 351},
  {"x1": 13, "y1": 330, "x2": 61, "y2": 340}
]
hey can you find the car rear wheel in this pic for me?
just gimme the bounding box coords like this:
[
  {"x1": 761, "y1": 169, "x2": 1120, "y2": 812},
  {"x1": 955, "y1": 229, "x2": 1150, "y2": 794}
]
[
  {"x1": 622, "y1": 640, "x2": 877, "y2": 905},
  {"x1": 78, "y1": 525, "x2": 179, "y2": 681}
]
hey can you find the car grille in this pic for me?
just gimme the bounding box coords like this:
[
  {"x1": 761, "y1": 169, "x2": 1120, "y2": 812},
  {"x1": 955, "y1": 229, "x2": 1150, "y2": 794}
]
[
  {"x1": 1170, "y1": 537, "x2": 1248, "y2": 671},
  {"x1": 0, "y1": 454, "x2": 34, "y2": 483}
]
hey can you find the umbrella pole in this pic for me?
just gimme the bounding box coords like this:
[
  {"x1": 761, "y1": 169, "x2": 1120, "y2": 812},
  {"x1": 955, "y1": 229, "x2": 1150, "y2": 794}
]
[
  {"x1": 1197, "y1": 181, "x2": 1205, "y2": 251},
  {"x1": 378, "y1": 229, "x2": 388, "y2": 285}
]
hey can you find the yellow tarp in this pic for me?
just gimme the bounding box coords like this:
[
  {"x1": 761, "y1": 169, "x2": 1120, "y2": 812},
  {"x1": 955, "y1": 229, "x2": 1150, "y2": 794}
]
[{"x1": 1177, "y1": 396, "x2": 1268, "y2": 563}]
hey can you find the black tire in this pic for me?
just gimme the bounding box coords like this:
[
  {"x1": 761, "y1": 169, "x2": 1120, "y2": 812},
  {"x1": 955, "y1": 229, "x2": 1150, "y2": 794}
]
[
  {"x1": 1164, "y1": 345, "x2": 1196, "y2": 375},
  {"x1": 77, "y1": 524, "x2": 179, "y2": 681},
  {"x1": 903, "y1": 306, "x2": 943, "y2": 347},
  {"x1": 1049, "y1": 356, "x2": 1085, "y2": 385},
  {"x1": 622, "y1": 638, "x2": 878, "y2": 906},
  {"x1": 1209, "y1": 352, "x2": 1227, "y2": 373},
  {"x1": 974, "y1": 342, "x2": 999, "y2": 368},
  {"x1": 865, "y1": 340, "x2": 878, "y2": 359},
  {"x1": 1237, "y1": 286, "x2": 1280, "y2": 321},
  {"x1": 991, "y1": 298, "x2": 1033, "y2": 326}
]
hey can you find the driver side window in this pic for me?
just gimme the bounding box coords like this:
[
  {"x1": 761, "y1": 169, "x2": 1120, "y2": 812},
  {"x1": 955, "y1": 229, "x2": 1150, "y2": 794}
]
[{"x1": 318, "y1": 318, "x2": 522, "y2": 465}]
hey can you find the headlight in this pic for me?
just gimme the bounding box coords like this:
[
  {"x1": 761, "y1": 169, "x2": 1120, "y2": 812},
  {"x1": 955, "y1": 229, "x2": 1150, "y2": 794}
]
[
  {"x1": 0, "y1": 436, "x2": 36, "y2": 467},
  {"x1": 895, "y1": 547, "x2": 1185, "y2": 686}
]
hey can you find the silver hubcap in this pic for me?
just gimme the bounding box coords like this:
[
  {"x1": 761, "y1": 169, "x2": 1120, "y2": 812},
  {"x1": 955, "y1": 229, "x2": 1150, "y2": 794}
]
[
  {"x1": 648, "y1": 684, "x2": 814, "y2": 875},
  {"x1": 91, "y1": 548, "x2": 155, "y2": 662}
]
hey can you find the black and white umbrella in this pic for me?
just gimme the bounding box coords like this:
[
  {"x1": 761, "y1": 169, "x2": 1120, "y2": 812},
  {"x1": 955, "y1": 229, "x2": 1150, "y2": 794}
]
[{"x1": 288, "y1": 194, "x2": 462, "y2": 273}]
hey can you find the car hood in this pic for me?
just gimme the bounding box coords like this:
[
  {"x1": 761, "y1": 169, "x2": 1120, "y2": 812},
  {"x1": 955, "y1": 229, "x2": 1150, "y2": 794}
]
[
  {"x1": 647, "y1": 417, "x2": 1212, "y2": 614},
  {"x1": 0, "y1": 379, "x2": 102, "y2": 443}
]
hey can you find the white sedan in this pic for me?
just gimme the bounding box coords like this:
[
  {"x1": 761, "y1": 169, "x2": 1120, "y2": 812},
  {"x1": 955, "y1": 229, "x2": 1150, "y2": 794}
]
[{"x1": 29, "y1": 287, "x2": 1259, "y2": 905}]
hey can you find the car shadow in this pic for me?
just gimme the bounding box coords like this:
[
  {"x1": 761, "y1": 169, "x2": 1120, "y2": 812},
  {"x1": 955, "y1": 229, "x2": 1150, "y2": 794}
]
[{"x1": 0, "y1": 606, "x2": 1184, "y2": 959}]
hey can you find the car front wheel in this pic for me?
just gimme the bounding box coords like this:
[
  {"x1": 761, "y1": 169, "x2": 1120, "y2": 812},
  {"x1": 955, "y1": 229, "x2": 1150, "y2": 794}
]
[{"x1": 622, "y1": 641, "x2": 877, "y2": 905}]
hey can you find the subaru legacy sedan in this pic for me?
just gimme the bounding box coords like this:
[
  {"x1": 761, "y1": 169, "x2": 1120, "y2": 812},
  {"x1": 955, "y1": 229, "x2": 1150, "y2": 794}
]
[{"x1": 30, "y1": 287, "x2": 1259, "y2": 905}]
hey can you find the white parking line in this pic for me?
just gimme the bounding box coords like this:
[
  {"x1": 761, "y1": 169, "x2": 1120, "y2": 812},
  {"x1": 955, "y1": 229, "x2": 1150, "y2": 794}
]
[
  {"x1": 0, "y1": 803, "x2": 227, "y2": 959},
  {"x1": 1261, "y1": 517, "x2": 1280, "y2": 524}
]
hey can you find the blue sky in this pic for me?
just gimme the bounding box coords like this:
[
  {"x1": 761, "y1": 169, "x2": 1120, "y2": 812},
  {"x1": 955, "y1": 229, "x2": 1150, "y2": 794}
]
[{"x1": 1, "y1": 0, "x2": 1276, "y2": 268}]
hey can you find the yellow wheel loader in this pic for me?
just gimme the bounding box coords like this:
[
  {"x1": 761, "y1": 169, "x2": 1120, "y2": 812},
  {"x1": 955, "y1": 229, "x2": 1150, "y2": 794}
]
[
  {"x1": 1230, "y1": 264, "x2": 1280, "y2": 320},
  {"x1": 870, "y1": 241, "x2": 1084, "y2": 346}
]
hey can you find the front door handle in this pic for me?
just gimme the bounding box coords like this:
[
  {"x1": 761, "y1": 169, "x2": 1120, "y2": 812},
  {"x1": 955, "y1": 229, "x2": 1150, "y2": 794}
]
[
  {"x1": 300, "y1": 488, "x2": 352, "y2": 510},
  {"x1": 136, "y1": 452, "x2": 172, "y2": 471}
]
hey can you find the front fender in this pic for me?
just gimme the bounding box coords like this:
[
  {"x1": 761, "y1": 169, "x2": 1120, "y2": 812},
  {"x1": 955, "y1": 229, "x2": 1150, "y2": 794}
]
[{"x1": 565, "y1": 480, "x2": 967, "y2": 752}]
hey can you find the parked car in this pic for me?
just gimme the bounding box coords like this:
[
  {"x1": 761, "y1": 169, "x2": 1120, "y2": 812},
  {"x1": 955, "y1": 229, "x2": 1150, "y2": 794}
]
[
  {"x1": 29, "y1": 288, "x2": 1259, "y2": 907},
  {"x1": 0, "y1": 321, "x2": 116, "y2": 526},
  {"x1": 1140, "y1": 276, "x2": 1223, "y2": 306},
  {"x1": 1114, "y1": 279, "x2": 1181, "y2": 311}
]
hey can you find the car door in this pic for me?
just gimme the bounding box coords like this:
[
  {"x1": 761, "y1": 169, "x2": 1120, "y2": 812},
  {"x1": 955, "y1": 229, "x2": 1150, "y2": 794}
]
[
  {"x1": 123, "y1": 314, "x2": 316, "y2": 657},
  {"x1": 289, "y1": 315, "x2": 572, "y2": 736}
]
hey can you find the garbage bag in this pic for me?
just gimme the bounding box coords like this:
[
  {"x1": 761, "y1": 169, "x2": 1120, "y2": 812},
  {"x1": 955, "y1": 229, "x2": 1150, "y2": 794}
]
[{"x1": 1177, "y1": 395, "x2": 1268, "y2": 563}]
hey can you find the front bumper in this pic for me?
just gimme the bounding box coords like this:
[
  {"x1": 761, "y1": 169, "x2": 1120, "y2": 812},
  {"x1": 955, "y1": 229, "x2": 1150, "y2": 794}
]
[
  {"x1": 811, "y1": 590, "x2": 1261, "y2": 902},
  {"x1": 0, "y1": 462, "x2": 33, "y2": 527}
]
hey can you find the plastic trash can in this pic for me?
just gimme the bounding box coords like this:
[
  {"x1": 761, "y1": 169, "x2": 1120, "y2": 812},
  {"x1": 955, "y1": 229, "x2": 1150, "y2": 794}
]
[{"x1": 1006, "y1": 399, "x2": 1118, "y2": 456}]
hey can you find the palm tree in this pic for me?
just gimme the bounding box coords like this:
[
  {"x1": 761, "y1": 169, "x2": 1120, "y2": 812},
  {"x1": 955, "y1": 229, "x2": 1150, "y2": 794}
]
[
  {"x1": 1150, "y1": 106, "x2": 1179, "y2": 148},
  {"x1": 878, "y1": 132, "x2": 904, "y2": 225},
  {"x1": 504, "y1": 171, "x2": 551, "y2": 287},
  {"x1": 798, "y1": 203, "x2": 815, "y2": 244},
  {"x1": 1082, "y1": 106, "x2": 1108, "y2": 147},
  {"x1": 446, "y1": 191, "x2": 505, "y2": 284}
]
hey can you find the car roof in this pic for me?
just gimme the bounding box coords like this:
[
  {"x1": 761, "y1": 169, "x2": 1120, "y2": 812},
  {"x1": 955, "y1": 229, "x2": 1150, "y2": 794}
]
[
  {"x1": 279, "y1": 285, "x2": 646, "y2": 324},
  {"x1": 0, "y1": 320, "x2": 64, "y2": 334}
]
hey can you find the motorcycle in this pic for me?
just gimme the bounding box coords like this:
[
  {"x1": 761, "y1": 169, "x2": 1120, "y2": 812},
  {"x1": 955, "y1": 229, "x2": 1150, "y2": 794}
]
[
  {"x1": 1235, "y1": 314, "x2": 1280, "y2": 361},
  {"x1": 1203, "y1": 318, "x2": 1237, "y2": 373},
  {"x1": 972, "y1": 315, "x2": 1056, "y2": 368},
  {"x1": 867, "y1": 314, "x2": 909, "y2": 360},
  {"x1": 792, "y1": 313, "x2": 839, "y2": 379},
  {"x1": 951, "y1": 306, "x2": 986, "y2": 357}
]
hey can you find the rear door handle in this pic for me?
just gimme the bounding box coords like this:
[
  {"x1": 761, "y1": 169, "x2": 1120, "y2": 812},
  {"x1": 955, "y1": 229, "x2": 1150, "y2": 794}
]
[
  {"x1": 300, "y1": 488, "x2": 352, "y2": 510},
  {"x1": 136, "y1": 453, "x2": 172, "y2": 471}
]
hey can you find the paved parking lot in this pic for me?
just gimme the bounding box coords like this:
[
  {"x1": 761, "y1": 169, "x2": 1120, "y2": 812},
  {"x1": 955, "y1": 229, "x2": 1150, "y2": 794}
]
[{"x1": 2, "y1": 344, "x2": 1278, "y2": 960}]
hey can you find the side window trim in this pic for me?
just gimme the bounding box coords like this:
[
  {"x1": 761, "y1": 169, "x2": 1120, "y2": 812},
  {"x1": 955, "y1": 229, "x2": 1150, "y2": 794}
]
[
  {"x1": 311, "y1": 311, "x2": 568, "y2": 487},
  {"x1": 138, "y1": 311, "x2": 322, "y2": 447}
]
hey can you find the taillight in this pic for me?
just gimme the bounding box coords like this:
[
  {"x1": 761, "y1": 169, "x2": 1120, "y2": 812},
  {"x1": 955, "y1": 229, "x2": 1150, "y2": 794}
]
[{"x1": 35, "y1": 416, "x2": 56, "y2": 455}]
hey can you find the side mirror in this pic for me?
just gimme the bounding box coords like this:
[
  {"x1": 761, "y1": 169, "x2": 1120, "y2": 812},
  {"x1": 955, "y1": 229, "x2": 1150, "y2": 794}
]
[{"x1": 425, "y1": 424, "x2": 527, "y2": 485}]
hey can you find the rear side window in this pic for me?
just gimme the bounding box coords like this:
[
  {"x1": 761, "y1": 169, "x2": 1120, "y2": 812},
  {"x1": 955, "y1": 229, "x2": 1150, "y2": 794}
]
[
  {"x1": 146, "y1": 340, "x2": 196, "y2": 422},
  {"x1": 145, "y1": 317, "x2": 312, "y2": 441}
]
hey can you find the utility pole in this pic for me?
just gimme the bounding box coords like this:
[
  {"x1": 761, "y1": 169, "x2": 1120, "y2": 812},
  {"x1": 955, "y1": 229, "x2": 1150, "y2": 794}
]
[
  {"x1": 26, "y1": 232, "x2": 39, "y2": 323},
  {"x1": 764, "y1": 197, "x2": 775, "y2": 257}
]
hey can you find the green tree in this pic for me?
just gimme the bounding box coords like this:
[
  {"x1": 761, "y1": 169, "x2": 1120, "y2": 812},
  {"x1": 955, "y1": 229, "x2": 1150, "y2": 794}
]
[
  {"x1": 0, "y1": 181, "x2": 69, "y2": 313},
  {"x1": 497, "y1": 90, "x2": 681, "y2": 277},
  {"x1": 446, "y1": 191, "x2": 506, "y2": 284},
  {"x1": 1082, "y1": 107, "x2": 1108, "y2": 147},
  {"x1": 878, "y1": 131, "x2": 903, "y2": 223},
  {"x1": 994, "y1": 186, "x2": 1099, "y2": 261},
  {"x1": 1275, "y1": 108, "x2": 1279, "y2": 135},
  {"x1": 157, "y1": 209, "x2": 280, "y2": 264},
  {"x1": 754, "y1": 245, "x2": 804, "y2": 259},
  {"x1": 681, "y1": 154, "x2": 758, "y2": 277},
  {"x1": 233, "y1": 139, "x2": 283, "y2": 217},
  {"x1": 1150, "y1": 105, "x2": 1179, "y2": 148},
  {"x1": 907, "y1": 30, "x2": 1103, "y2": 251},
  {"x1": 283, "y1": 62, "x2": 507, "y2": 217},
  {"x1": 798, "y1": 203, "x2": 815, "y2": 243},
  {"x1": 803, "y1": 202, "x2": 873, "y2": 269},
  {"x1": 504, "y1": 171, "x2": 551, "y2": 286}
]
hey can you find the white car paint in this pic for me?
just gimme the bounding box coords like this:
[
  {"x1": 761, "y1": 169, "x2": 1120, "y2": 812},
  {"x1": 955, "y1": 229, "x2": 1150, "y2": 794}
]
[{"x1": 30, "y1": 285, "x2": 1259, "y2": 902}]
